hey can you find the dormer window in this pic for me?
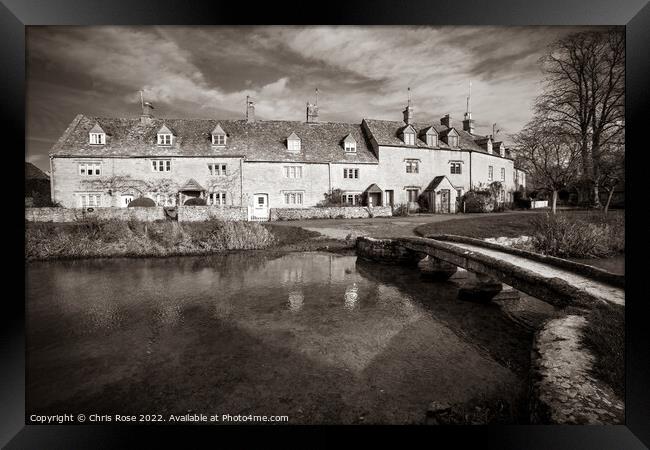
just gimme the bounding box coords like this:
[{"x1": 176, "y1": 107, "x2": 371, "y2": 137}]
[
  {"x1": 89, "y1": 133, "x2": 105, "y2": 145},
  {"x1": 158, "y1": 134, "x2": 172, "y2": 145},
  {"x1": 88, "y1": 123, "x2": 106, "y2": 145},
  {"x1": 157, "y1": 124, "x2": 174, "y2": 146},
  {"x1": 443, "y1": 129, "x2": 459, "y2": 148},
  {"x1": 421, "y1": 127, "x2": 438, "y2": 147},
  {"x1": 401, "y1": 124, "x2": 416, "y2": 146},
  {"x1": 343, "y1": 134, "x2": 357, "y2": 153},
  {"x1": 287, "y1": 132, "x2": 301, "y2": 152},
  {"x1": 211, "y1": 123, "x2": 227, "y2": 146}
]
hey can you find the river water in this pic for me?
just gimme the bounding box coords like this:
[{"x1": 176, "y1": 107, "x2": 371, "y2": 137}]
[{"x1": 26, "y1": 251, "x2": 535, "y2": 424}]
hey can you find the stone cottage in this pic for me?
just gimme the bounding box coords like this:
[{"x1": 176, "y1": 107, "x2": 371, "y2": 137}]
[{"x1": 48, "y1": 95, "x2": 525, "y2": 216}]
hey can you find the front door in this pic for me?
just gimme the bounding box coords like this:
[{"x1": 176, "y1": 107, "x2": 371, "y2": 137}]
[
  {"x1": 368, "y1": 192, "x2": 381, "y2": 207},
  {"x1": 120, "y1": 195, "x2": 134, "y2": 207},
  {"x1": 385, "y1": 190, "x2": 394, "y2": 207},
  {"x1": 252, "y1": 193, "x2": 269, "y2": 220},
  {"x1": 440, "y1": 189, "x2": 450, "y2": 213}
]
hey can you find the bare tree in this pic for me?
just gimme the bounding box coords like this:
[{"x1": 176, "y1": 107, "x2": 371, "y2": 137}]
[
  {"x1": 513, "y1": 122, "x2": 581, "y2": 214},
  {"x1": 81, "y1": 175, "x2": 180, "y2": 205},
  {"x1": 536, "y1": 29, "x2": 625, "y2": 207},
  {"x1": 205, "y1": 169, "x2": 242, "y2": 206},
  {"x1": 597, "y1": 140, "x2": 624, "y2": 215}
]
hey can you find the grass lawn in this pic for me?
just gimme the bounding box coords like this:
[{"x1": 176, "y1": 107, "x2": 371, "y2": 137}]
[
  {"x1": 414, "y1": 209, "x2": 624, "y2": 240},
  {"x1": 567, "y1": 302, "x2": 625, "y2": 399}
]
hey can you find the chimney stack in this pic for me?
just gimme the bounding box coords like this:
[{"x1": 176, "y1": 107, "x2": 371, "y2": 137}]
[
  {"x1": 306, "y1": 89, "x2": 319, "y2": 124},
  {"x1": 402, "y1": 87, "x2": 414, "y2": 125},
  {"x1": 246, "y1": 95, "x2": 255, "y2": 123},
  {"x1": 140, "y1": 92, "x2": 154, "y2": 125},
  {"x1": 246, "y1": 96, "x2": 255, "y2": 123},
  {"x1": 462, "y1": 81, "x2": 475, "y2": 133},
  {"x1": 440, "y1": 114, "x2": 452, "y2": 128},
  {"x1": 140, "y1": 102, "x2": 155, "y2": 125}
]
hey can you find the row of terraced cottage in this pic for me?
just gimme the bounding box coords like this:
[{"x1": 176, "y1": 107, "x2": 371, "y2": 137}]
[{"x1": 48, "y1": 96, "x2": 526, "y2": 219}]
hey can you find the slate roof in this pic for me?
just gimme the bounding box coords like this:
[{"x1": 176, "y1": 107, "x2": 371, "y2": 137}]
[
  {"x1": 364, "y1": 183, "x2": 383, "y2": 193},
  {"x1": 25, "y1": 162, "x2": 49, "y2": 180},
  {"x1": 424, "y1": 175, "x2": 448, "y2": 191},
  {"x1": 180, "y1": 178, "x2": 205, "y2": 191},
  {"x1": 50, "y1": 115, "x2": 377, "y2": 164},
  {"x1": 363, "y1": 119, "x2": 487, "y2": 153}
]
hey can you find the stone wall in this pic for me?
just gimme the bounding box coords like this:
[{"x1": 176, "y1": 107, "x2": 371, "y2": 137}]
[
  {"x1": 177, "y1": 206, "x2": 248, "y2": 222},
  {"x1": 269, "y1": 206, "x2": 392, "y2": 221},
  {"x1": 25, "y1": 206, "x2": 250, "y2": 222},
  {"x1": 25, "y1": 206, "x2": 166, "y2": 222},
  {"x1": 355, "y1": 236, "x2": 422, "y2": 265}
]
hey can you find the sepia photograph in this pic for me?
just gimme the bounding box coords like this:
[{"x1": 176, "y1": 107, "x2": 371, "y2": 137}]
[{"x1": 21, "y1": 23, "x2": 629, "y2": 428}]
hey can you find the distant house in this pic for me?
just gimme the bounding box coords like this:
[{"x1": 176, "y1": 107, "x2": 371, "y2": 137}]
[{"x1": 25, "y1": 162, "x2": 51, "y2": 207}]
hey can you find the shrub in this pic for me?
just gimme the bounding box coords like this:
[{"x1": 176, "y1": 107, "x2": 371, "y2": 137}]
[
  {"x1": 514, "y1": 197, "x2": 532, "y2": 209},
  {"x1": 529, "y1": 213, "x2": 621, "y2": 258},
  {"x1": 128, "y1": 197, "x2": 156, "y2": 207},
  {"x1": 417, "y1": 194, "x2": 429, "y2": 212},
  {"x1": 184, "y1": 197, "x2": 207, "y2": 206},
  {"x1": 463, "y1": 191, "x2": 493, "y2": 213},
  {"x1": 392, "y1": 203, "x2": 410, "y2": 216},
  {"x1": 317, "y1": 188, "x2": 344, "y2": 207}
]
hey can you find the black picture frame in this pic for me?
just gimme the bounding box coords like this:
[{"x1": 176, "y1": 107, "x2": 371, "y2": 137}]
[{"x1": 4, "y1": 0, "x2": 649, "y2": 447}]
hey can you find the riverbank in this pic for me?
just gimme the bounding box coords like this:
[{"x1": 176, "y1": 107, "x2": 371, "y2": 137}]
[{"x1": 25, "y1": 219, "x2": 328, "y2": 261}]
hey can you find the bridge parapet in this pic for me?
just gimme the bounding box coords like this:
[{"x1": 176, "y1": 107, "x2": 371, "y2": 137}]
[{"x1": 356, "y1": 236, "x2": 613, "y2": 308}]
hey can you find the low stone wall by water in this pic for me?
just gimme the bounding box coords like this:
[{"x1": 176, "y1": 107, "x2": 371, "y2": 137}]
[
  {"x1": 529, "y1": 315, "x2": 623, "y2": 424},
  {"x1": 25, "y1": 206, "x2": 166, "y2": 222},
  {"x1": 27, "y1": 205, "x2": 392, "y2": 223},
  {"x1": 270, "y1": 206, "x2": 392, "y2": 221},
  {"x1": 177, "y1": 206, "x2": 248, "y2": 222}
]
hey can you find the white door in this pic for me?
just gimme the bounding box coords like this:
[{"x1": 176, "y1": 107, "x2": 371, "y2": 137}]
[
  {"x1": 252, "y1": 193, "x2": 269, "y2": 220},
  {"x1": 121, "y1": 195, "x2": 134, "y2": 207}
]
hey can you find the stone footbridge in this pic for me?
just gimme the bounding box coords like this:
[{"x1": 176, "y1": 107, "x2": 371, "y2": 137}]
[{"x1": 356, "y1": 235, "x2": 624, "y2": 307}]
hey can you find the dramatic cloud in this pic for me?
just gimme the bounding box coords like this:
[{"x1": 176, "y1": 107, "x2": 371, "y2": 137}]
[{"x1": 26, "y1": 25, "x2": 599, "y2": 171}]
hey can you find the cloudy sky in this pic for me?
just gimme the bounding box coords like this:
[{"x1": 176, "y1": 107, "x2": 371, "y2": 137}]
[{"x1": 27, "y1": 25, "x2": 599, "y2": 172}]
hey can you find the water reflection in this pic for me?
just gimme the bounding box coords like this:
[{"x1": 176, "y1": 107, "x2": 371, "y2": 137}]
[
  {"x1": 344, "y1": 284, "x2": 359, "y2": 310},
  {"x1": 27, "y1": 251, "x2": 533, "y2": 424},
  {"x1": 288, "y1": 290, "x2": 304, "y2": 312}
]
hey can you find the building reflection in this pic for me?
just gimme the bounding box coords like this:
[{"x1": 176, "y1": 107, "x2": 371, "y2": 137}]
[
  {"x1": 288, "y1": 290, "x2": 304, "y2": 312},
  {"x1": 281, "y1": 266, "x2": 304, "y2": 284},
  {"x1": 344, "y1": 284, "x2": 359, "y2": 310}
]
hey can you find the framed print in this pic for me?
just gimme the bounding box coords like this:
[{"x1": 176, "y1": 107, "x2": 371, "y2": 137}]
[{"x1": 4, "y1": 0, "x2": 650, "y2": 447}]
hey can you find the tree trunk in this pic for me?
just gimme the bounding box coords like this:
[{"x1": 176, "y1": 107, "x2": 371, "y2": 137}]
[
  {"x1": 604, "y1": 189, "x2": 614, "y2": 215},
  {"x1": 552, "y1": 190, "x2": 558, "y2": 215}
]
